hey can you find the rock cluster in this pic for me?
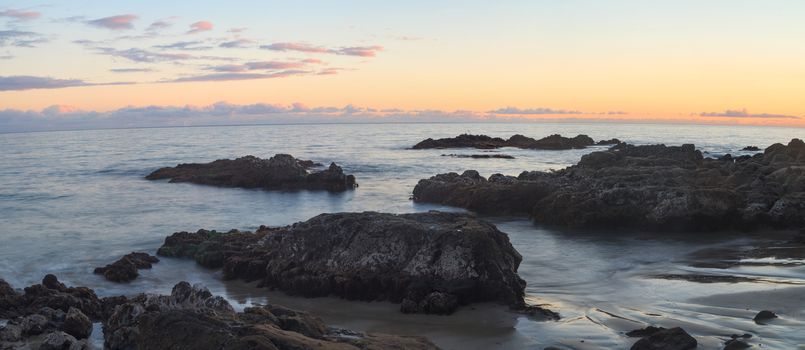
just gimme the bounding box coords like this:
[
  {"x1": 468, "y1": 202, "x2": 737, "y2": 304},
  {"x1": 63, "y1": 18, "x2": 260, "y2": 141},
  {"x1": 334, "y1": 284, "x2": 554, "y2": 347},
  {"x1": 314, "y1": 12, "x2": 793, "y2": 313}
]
[
  {"x1": 146, "y1": 154, "x2": 357, "y2": 191},
  {"x1": 103, "y1": 281, "x2": 438, "y2": 350},
  {"x1": 413, "y1": 139, "x2": 805, "y2": 231},
  {"x1": 0, "y1": 275, "x2": 127, "y2": 349},
  {"x1": 157, "y1": 211, "x2": 532, "y2": 315},
  {"x1": 413, "y1": 133, "x2": 619, "y2": 150},
  {"x1": 627, "y1": 327, "x2": 697, "y2": 350},
  {"x1": 93, "y1": 252, "x2": 159, "y2": 283}
]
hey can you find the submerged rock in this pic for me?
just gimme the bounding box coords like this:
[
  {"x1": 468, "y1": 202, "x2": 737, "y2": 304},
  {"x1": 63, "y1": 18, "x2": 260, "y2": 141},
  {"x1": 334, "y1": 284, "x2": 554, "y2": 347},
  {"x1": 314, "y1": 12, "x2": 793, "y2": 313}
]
[
  {"x1": 103, "y1": 281, "x2": 438, "y2": 350},
  {"x1": 629, "y1": 327, "x2": 697, "y2": 350},
  {"x1": 414, "y1": 139, "x2": 805, "y2": 231},
  {"x1": 146, "y1": 154, "x2": 357, "y2": 191},
  {"x1": 753, "y1": 310, "x2": 778, "y2": 323},
  {"x1": 93, "y1": 252, "x2": 159, "y2": 283},
  {"x1": 413, "y1": 133, "x2": 603, "y2": 150},
  {"x1": 741, "y1": 146, "x2": 761, "y2": 151},
  {"x1": 158, "y1": 211, "x2": 533, "y2": 315},
  {"x1": 441, "y1": 153, "x2": 516, "y2": 159}
]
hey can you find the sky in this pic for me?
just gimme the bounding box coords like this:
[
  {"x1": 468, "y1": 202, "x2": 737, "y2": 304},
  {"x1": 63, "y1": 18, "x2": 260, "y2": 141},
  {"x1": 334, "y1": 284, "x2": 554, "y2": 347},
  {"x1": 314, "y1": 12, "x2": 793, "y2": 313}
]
[{"x1": 1, "y1": 0, "x2": 805, "y2": 132}]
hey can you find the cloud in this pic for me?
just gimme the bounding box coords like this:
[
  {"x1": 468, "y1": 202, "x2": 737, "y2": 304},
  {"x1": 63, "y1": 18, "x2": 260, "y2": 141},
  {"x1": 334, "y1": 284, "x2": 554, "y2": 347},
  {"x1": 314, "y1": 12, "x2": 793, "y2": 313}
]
[
  {"x1": 110, "y1": 68, "x2": 155, "y2": 73},
  {"x1": 219, "y1": 38, "x2": 255, "y2": 49},
  {"x1": 0, "y1": 9, "x2": 41, "y2": 21},
  {"x1": 0, "y1": 75, "x2": 130, "y2": 91},
  {"x1": 489, "y1": 107, "x2": 583, "y2": 115},
  {"x1": 167, "y1": 70, "x2": 309, "y2": 83},
  {"x1": 146, "y1": 19, "x2": 173, "y2": 33},
  {"x1": 187, "y1": 21, "x2": 213, "y2": 34},
  {"x1": 153, "y1": 41, "x2": 212, "y2": 51},
  {"x1": 93, "y1": 47, "x2": 230, "y2": 63},
  {"x1": 207, "y1": 60, "x2": 313, "y2": 72},
  {"x1": 87, "y1": 14, "x2": 138, "y2": 30},
  {"x1": 0, "y1": 30, "x2": 47, "y2": 47},
  {"x1": 701, "y1": 109, "x2": 800, "y2": 119},
  {"x1": 260, "y1": 42, "x2": 384, "y2": 57}
]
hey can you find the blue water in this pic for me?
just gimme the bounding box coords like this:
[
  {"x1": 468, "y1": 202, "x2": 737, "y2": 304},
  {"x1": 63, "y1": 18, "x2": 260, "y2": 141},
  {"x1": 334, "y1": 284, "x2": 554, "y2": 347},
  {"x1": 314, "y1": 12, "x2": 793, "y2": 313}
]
[{"x1": 1, "y1": 122, "x2": 803, "y2": 349}]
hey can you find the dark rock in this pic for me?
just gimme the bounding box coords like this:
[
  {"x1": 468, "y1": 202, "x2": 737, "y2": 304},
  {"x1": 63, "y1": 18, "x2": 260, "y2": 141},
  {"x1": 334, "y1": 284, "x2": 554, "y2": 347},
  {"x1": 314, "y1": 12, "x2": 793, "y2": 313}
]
[
  {"x1": 146, "y1": 154, "x2": 357, "y2": 192},
  {"x1": 597, "y1": 138, "x2": 622, "y2": 145},
  {"x1": 413, "y1": 133, "x2": 600, "y2": 150},
  {"x1": 103, "y1": 281, "x2": 438, "y2": 350},
  {"x1": 414, "y1": 139, "x2": 805, "y2": 231},
  {"x1": 521, "y1": 305, "x2": 561, "y2": 321},
  {"x1": 39, "y1": 331, "x2": 84, "y2": 350},
  {"x1": 724, "y1": 339, "x2": 751, "y2": 349},
  {"x1": 441, "y1": 153, "x2": 516, "y2": 159},
  {"x1": 0, "y1": 275, "x2": 104, "y2": 320},
  {"x1": 62, "y1": 307, "x2": 92, "y2": 339},
  {"x1": 630, "y1": 327, "x2": 697, "y2": 350},
  {"x1": 753, "y1": 310, "x2": 777, "y2": 323},
  {"x1": 159, "y1": 211, "x2": 534, "y2": 315},
  {"x1": 93, "y1": 252, "x2": 159, "y2": 283},
  {"x1": 626, "y1": 326, "x2": 666, "y2": 338},
  {"x1": 0, "y1": 278, "x2": 15, "y2": 296},
  {"x1": 742, "y1": 146, "x2": 761, "y2": 151}
]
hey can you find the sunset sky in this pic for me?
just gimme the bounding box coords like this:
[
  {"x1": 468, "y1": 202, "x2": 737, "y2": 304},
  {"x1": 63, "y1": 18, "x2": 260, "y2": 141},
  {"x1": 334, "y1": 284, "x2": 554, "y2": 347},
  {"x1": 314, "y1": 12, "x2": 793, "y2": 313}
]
[{"x1": 1, "y1": 0, "x2": 804, "y2": 131}]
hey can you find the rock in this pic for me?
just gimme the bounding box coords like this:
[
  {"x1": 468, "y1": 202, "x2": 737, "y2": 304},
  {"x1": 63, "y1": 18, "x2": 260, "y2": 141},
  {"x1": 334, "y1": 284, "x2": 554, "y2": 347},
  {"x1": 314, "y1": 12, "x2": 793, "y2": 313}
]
[
  {"x1": 413, "y1": 133, "x2": 601, "y2": 150},
  {"x1": 753, "y1": 310, "x2": 777, "y2": 323},
  {"x1": 630, "y1": 327, "x2": 697, "y2": 350},
  {"x1": 94, "y1": 252, "x2": 159, "y2": 283},
  {"x1": 414, "y1": 139, "x2": 805, "y2": 231},
  {"x1": 626, "y1": 326, "x2": 666, "y2": 338},
  {"x1": 38, "y1": 331, "x2": 85, "y2": 350},
  {"x1": 21, "y1": 314, "x2": 48, "y2": 335},
  {"x1": 62, "y1": 307, "x2": 92, "y2": 339},
  {"x1": 441, "y1": 154, "x2": 516, "y2": 159},
  {"x1": 0, "y1": 278, "x2": 15, "y2": 296},
  {"x1": 146, "y1": 154, "x2": 357, "y2": 192},
  {"x1": 724, "y1": 339, "x2": 751, "y2": 349},
  {"x1": 103, "y1": 281, "x2": 438, "y2": 350},
  {"x1": 742, "y1": 146, "x2": 761, "y2": 151},
  {"x1": 597, "y1": 138, "x2": 622, "y2": 145},
  {"x1": 159, "y1": 211, "x2": 534, "y2": 315},
  {"x1": 0, "y1": 275, "x2": 105, "y2": 320}
]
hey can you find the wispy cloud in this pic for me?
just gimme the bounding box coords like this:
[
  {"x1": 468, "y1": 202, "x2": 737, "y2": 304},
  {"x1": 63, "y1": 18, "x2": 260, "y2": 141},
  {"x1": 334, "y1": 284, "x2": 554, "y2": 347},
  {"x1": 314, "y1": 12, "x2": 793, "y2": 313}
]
[
  {"x1": 110, "y1": 68, "x2": 155, "y2": 73},
  {"x1": 490, "y1": 107, "x2": 583, "y2": 115},
  {"x1": 0, "y1": 9, "x2": 41, "y2": 21},
  {"x1": 207, "y1": 60, "x2": 314, "y2": 72},
  {"x1": 146, "y1": 19, "x2": 173, "y2": 33},
  {"x1": 0, "y1": 30, "x2": 47, "y2": 47},
  {"x1": 167, "y1": 70, "x2": 309, "y2": 83},
  {"x1": 93, "y1": 47, "x2": 231, "y2": 63},
  {"x1": 0, "y1": 75, "x2": 130, "y2": 91},
  {"x1": 153, "y1": 41, "x2": 212, "y2": 51},
  {"x1": 87, "y1": 14, "x2": 139, "y2": 30},
  {"x1": 219, "y1": 38, "x2": 255, "y2": 49},
  {"x1": 701, "y1": 109, "x2": 801, "y2": 119},
  {"x1": 260, "y1": 42, "x2": 384, "y2": 57},
  {"x1": 187, "y1": 21, "x2": 213, "y2": 34}
]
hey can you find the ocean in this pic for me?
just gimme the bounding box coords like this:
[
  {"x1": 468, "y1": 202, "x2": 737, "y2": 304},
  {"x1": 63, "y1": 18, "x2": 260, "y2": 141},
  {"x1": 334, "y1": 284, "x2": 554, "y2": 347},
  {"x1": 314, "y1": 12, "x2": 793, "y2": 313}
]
[{"x1": 1, "y1": 122, "x2": 803, "y2": 349}]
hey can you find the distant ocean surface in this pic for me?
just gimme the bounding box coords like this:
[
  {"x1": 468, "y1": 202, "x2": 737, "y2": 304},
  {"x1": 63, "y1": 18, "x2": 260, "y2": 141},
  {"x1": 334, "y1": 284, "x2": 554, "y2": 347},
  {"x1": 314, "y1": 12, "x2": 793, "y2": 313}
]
[{"x1": 1, "y1": 122, "x2": 804, "y2": 349}]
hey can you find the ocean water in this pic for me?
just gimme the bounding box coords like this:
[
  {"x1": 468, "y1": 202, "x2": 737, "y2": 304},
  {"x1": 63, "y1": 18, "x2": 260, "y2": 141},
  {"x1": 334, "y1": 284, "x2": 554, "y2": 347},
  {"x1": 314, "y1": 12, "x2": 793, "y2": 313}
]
[{"x1": 1, "y1": 122, "x2": 804, "y2": 349}]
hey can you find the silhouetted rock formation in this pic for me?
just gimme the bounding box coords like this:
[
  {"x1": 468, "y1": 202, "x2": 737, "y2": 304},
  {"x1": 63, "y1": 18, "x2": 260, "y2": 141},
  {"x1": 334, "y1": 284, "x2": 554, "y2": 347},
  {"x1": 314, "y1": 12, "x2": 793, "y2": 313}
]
[
  {"x1": 93, "y1": 252, "x2": 159, "y2": 283},
  {"x1": 413, "y1": 139, "x2": 805, "y2": 231},
  {"x1": 158, "y1": 211, "x2": 536, "y2": 315},
  {"x1": 441, "y1": 154, "x2": 515, "y2": 159},
  {"x1": 146, "y1": 154, "x2": 357, "y2": 191},
  {"x1": 628, "y1": 327, "x2": 697, "y2": 350},
  {"x1": 103, "y1": 281, "x2": 439, "y2": 350},
  {"x1": 412, "y1": 133, "x2": 612, "y2": 150}
]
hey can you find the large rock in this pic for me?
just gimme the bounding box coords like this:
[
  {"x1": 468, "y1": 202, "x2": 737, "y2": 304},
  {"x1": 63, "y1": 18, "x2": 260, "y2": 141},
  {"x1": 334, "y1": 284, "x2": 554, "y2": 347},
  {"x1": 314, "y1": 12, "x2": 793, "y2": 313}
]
[
  {"x1": 146, "y1": 154, "x2": 357, "y2": 191},
  {"x1": 0, "y1": 275, "x2": 104, "y2": 320},
  {"x1": 94, "y1": 252, "x2": 159, "y2": 283},
  {"x1": 413, "y1": 139, "x2": 805, "y2": 231},
  {"x1": 629, "y1": 327, "x2": 697, "y2": 350},
  {"x1": 103, "y1": 281, "x2": 439, "y2": 350},
  {"x1": 412, "y1": 133, "x2": 602, "y2": 150},
  {"x1": 158, "y1": 211, "x2": 530, "y2": 314}
]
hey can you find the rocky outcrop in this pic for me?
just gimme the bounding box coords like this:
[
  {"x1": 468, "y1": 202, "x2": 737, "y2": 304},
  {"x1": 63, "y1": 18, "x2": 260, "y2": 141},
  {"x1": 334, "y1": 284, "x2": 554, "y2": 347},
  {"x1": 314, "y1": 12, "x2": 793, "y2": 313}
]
[
  {"x1": 412, "y1": 133, "x2": 610, "y2": 150},
  {"x1": 413, "y1": 139, "x2": 805, "y2": 231},
  {"x1": 103, "y1": 281, "x2": 438, "y2": 350},
  {"x1": 441, "y1": 154, "x2": 515, "y2": 159},
  {"x1": 158, "y1": 211, "x2": 532, "y2": 315},
  {"x1": 0, "y1": 276, "x2": 129, "y2": 349},
  {"x1": 629, "y1": 327, "x2": 697, "y2": 350},
  {"x1": 94, "y1": 252, "x2": 159, "y2": 283},
  {"x1": 146, "y1": 154, "x2": 357, "y2": 191}
]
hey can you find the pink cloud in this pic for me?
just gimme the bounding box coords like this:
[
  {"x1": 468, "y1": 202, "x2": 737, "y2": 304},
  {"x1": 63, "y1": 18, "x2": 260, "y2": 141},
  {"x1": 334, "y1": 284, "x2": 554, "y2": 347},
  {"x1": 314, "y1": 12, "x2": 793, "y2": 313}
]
[
  {"x1": 87, "y1": 14, "x2": 139, "y2": 30},
  {"x1": 187, "y1": 21, "x2": 213, "y2": 34},
  {"x1": 337, "y1": 46, "x2": 383, "y2": 57},
  {"x1": 302, "y1": 58, "x2": 324, "y2": 64},
  {"x1": 260, "y1": 42, "x2": 383, "y2": 57},
  {"x1": 0, "y1": 9, "x2": 41, "y2": 20}
]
